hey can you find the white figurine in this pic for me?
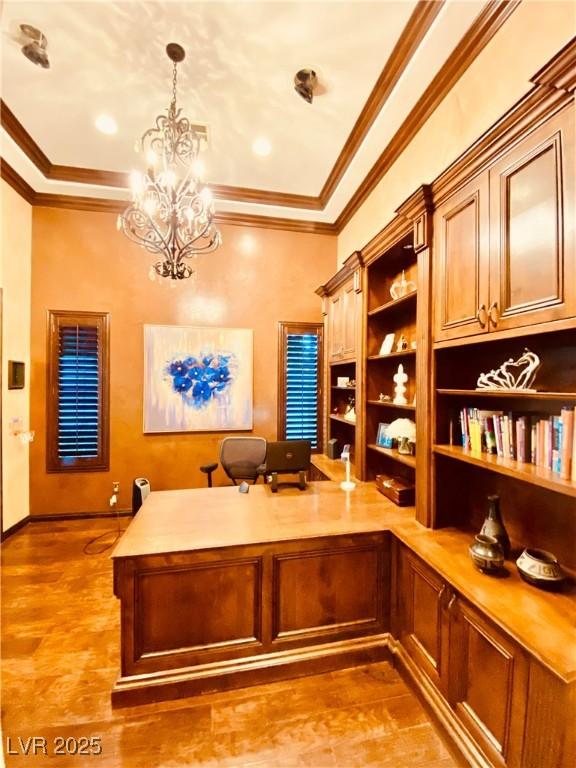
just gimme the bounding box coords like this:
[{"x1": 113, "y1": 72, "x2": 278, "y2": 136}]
[
  {"x1": 476, "y1": 348, "x2": 541, "y2": 391},
  {"x1": 393, "y1": 364, "x2": 408, "y2": 405}
]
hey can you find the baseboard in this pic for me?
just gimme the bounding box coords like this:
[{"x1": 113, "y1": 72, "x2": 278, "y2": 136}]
[
  {"x1": 30, "y1": 509, "x2": 133, "y2": 522},
  {"x1": 389, "y1": 637, "x2": 491, "y2": 768},
  {"x1": 1, "y1": 515, "x2": 31, "y2": 541},
  {"x1": 113, "y1": 633, "x2": 392, "y2": 708}
]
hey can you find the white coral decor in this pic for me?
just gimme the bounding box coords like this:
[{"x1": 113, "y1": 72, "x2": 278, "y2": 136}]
[{"x1": 386, "y1": 418, "x2": 416, "y2": 441}]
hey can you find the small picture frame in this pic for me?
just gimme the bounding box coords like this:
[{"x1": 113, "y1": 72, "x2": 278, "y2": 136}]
[
  {"x1": 8, "y1": 361, "x2": 25, "y2": 390},
  {"x1": 379, "y1": 333, "x2": 395, "y2": 356},
  {"x1": 337, "y1": 376, "x2": 350, "y2": 388},
  {"x1": 376, "y1": 422, "x2": 393, "y2": 448}
]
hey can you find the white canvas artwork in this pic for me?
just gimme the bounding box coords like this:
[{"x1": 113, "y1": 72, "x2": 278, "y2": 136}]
[{"x1": 143, "y1": 325, "x2": 253, "y2": 433}]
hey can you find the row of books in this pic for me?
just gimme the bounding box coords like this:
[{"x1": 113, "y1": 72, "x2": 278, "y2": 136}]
[{"x1": 455, "y1": 407, "x2": 576, "y2": 480}]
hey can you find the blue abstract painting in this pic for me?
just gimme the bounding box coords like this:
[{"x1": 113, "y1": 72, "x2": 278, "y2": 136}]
[{"x1": 143, "y1": 325, "x2": 253, "y2": 433}]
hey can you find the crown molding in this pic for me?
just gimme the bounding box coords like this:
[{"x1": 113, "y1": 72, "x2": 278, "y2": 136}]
[
  {"x1": 531, "y1": 36, "x2": 576, "y2": 93},
  {"x1": 317, "y1": 0, "x2": 444, "y2": 205},
  {"x1": 0, "y1": 157, "x2": 35, "y2": 204},
  {"x1": 334, "y1": 0, "x2": 522, "y2": 233},
  {"x1": 0, "y1": 160, "x2": 336, "y2": 234},
  {"x1": 0, "y1": 1, "x2": 440, "y2": 214}
]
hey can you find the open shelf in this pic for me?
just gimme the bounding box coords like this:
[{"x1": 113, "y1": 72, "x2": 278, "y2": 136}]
[
  {"x1": 367, "y1": 400, "x2": 416, "y2": 411},
  {"x1": 433, "y1": 444, "x2": 576, "y2": 498},
  {"x1": 330, "y1": 414, "x2": 356, "y2": 426},
  {"x1": 367, "y1": 349, "x2": 416, "y2": 361},
  {"x1": 437, "y1": 389, "x2": 576, "y2": 401},
  {"x1": 367, "y1": 444, "x2": 416, "y2": 468},
  {"x1": 368, "y1": 290, "x2": 417, "y2": 318},
  {"x1": 331, "y1": 386, "x2": 356, "y2": 391}
]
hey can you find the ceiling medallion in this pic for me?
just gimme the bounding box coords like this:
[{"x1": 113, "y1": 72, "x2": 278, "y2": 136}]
[{"x1": 118, "y1": 43, "x2": 221, "y2": 281}]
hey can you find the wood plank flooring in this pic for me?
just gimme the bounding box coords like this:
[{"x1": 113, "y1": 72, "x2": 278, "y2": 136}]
[{"x1": 1, "y1": 520, "x2": 463, "y2": 767}]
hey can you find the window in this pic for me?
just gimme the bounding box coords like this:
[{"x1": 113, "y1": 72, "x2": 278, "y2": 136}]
[
  {"x1": 278, "y1": 322, "x2": 323, "y2": 450},
  {"x1": 47, "y1": 311, "x2": 110, "y2": 472}
]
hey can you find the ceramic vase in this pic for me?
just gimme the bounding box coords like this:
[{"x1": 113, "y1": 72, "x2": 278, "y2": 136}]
[
  {"x1": 469, "y1": 534, "x2": 505, "y2": 573},
  {"x1": 480, "y1": 495, "x2": 510, "y2": 558}
]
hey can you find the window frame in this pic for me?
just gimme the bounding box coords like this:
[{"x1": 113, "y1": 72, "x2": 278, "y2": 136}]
[
  {"x1": 46, "y1": 310, "x2": 110, "y2": 473},
  {"x1": 277, "y1": 321, "x2": 323, "y2": 452}
]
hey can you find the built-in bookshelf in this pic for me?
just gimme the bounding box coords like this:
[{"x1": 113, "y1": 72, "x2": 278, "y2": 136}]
[
  {"x1": 433, "y1": 328, "x2": 576, "y2": 571},
  {"x1": 364, "y1": 231, "x2": 418, "y2": 488},
  {"x1": 328, "y1": 360, "x2": 356, "y2": 460}
]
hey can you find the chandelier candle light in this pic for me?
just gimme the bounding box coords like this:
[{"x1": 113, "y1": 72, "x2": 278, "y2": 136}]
[{"x1": 118, "y1": 43, "x2": 221, "y2": 281}]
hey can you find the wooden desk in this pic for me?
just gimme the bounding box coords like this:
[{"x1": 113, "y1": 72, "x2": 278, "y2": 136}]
[
  {"x1": 112, "y1": 482, "x2": 576, "y2": 713},
  {"x1": 112, "y1": 482, "x2": 410, "y2": 706}
]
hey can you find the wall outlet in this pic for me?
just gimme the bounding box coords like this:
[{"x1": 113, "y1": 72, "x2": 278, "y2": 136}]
[{"x1": 112, "y1": 482, "x2": 120, "y2": 494}]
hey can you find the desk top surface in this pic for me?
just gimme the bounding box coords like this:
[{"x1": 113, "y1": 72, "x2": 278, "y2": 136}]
[{"x1": 112, "y1": 481, "x2": 413, "y2": 559}]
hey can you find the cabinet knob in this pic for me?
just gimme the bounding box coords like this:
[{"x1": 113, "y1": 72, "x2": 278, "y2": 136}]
[
  {"x1": 488, "y1": 301, "x2": 499, "y2": 327},
  {"x1": 475, "y1": 304, "x2": 488, "y2": 328}
]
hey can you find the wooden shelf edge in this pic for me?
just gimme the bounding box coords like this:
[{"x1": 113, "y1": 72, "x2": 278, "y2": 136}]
[
  {"x1": 367, "y1": 290, "x2": 417, "y2": 317},
  {"x1": 433, "y1": 444, "x2": 576, "y2": 497},
  {"x1": 367, "y1": 400, "x2": 416, "y2": 411},
  {"x1": 437, "y1": 389, "x2": 576, "y2": 401},
  {"x1": 330, "y1": 414, "x2": 356, "y2": 426},
  {"x1": 367, "y1": 444, "x2": 416, "y2": 468},
  {"x1": 331, "y1": 386, "x2": 356, "y2": 391},
  {"x1": 329, "y1": 358, "x2": 356, "y2": 367},
  {"x1": 367, "y1": 349, "x2": 417, "y2": 361}
]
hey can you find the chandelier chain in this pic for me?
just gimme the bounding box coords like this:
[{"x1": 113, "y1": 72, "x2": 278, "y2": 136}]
[{"x1": 171, "y1": 61, "x2": 178, "y2": 109}]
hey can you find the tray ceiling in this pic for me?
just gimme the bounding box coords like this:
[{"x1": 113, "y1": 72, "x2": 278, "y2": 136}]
[{"x1": 1, "y1": 0, "x2": 495, "y2": 222}]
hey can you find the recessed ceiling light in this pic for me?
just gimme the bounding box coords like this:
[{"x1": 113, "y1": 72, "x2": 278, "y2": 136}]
[
  {"x1": 95, "y1": 114, "x2": 118, "y2": 135},
  {"x1": 252, "y1": 137, "x2": 271, "y2": 157}
]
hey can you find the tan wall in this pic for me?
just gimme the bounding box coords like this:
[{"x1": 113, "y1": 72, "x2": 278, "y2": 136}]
[
  {"x1": 338, "y1": 0, "x2": 576, "y2": 264},
  {"x1": 30, "y1": 208, "x2": 335, "y2": 515},
  {"x1": 1, "y1": 181, "x2": 32, "y2": 531}
]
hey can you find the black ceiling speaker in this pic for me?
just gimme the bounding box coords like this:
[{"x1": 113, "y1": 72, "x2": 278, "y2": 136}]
[
  {"x1": 20, "y1": 24, "x2": 50, "y2": 69},
  {"x1": 294, "y1": 68, "x2": 318, "y2": 103}
]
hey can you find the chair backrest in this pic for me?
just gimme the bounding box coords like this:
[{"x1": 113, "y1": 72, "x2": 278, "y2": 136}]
[
  {"x1": 219, "y1": 437, "x2": 267, "y2": 482},
  {"x1": 265, "y1": 440, "x2": 311, "y2": 473},
  {"x1": 132, "y1": 477, "x2": 151, "y2": 514}
]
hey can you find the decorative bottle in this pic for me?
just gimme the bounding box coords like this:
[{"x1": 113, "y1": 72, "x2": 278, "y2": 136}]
[{"x1": 480, "y1": 495, "x2": 510, "y2": 559}]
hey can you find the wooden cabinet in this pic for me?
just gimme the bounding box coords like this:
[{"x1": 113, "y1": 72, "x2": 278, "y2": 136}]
[
  {"x1": 434, "y1": 103, "x2": 575, "y2": 342},
  {"x1": 329, "y1": 278, "x2": 356, "y2": 361},
  {"x1": 488, "y1": 107, "x2": 575, "y2": 332},
  {"x1": 396, "y1": 545, "x2": 531, "y2": 768},
  {"x1": 449, "y1": 598, "x2": 529, "y2": 768},
  {"x1": 434, "y1": 172, "x2": 490, "y2": 342},
  {"x1": 398, "y1": 547, "x2": 450, "y2": 695}
]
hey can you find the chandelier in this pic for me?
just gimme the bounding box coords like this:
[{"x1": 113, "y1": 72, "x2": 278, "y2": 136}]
[{"x1": 118, "y1": 43, "x2": 221, "y2": 281}]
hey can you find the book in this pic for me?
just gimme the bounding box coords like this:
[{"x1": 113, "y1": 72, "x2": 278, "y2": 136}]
[{"x1": 559, "y1": 407, "x2": 573, "y2": 479}]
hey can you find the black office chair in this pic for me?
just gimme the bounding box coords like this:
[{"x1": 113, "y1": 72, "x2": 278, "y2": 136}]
[
  {"x1": 200, "y1": 437, "x2": 267, "y2": 487},
  {"x1": 262, "y1": 440, "x2": 311, "y2": 492}
]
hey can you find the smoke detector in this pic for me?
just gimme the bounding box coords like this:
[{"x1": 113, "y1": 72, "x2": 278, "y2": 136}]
[
  {"x1": 20, "y1": 24, "x2": 50, "y2": 69},
  {"x1": 294, "y1": 69, "x2": 318, "y2": 104}
]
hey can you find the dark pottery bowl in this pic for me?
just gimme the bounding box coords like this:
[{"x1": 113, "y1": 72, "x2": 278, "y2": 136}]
[
  {"x1": 516, "y1": 548, "x2": 566, "y2": 591},
  {"x1": 469, "y1": 534, "x2": 504, "y2": 574}
]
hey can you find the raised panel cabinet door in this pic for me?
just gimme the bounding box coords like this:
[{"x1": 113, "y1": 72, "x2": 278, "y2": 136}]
[
  {"x1": 450, "y1": 598, "x2": 529, "y2": 768},
  {"x1": 488, "y1": 105, "x2": 575, "y2": 331},
  {"x1": 433, "y1": 172, "x2": 490, "y2": 342},
  {"x1": 399, "y1": 548, "x2": 449, "y2": 694},
  {"x1": 341, "y1": 280, "x2": 356, "y2": 360},
  {"x1": 329, "y1": 293, "x2": 343, "y2": 360}
]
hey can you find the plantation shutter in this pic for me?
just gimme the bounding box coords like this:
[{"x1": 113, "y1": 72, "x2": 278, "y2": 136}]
[
  {"x1": 278, "y1": 323, "x2": 323, "y2": 450},
  {"x1": 47, "y1": 311, "x2": 110, "y2": 472},
  {"x1": 58, "y1": 324, "x2": 100, "y2": 459}
]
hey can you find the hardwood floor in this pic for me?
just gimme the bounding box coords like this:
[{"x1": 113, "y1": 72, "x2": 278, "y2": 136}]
[{"x1": 1, "y1": 520, "x2": 462, "y2": 767}]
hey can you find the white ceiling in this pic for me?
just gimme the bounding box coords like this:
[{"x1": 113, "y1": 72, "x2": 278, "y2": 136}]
[{"x1": 1, "y1": 0, "x2": 490, "y2": 219}]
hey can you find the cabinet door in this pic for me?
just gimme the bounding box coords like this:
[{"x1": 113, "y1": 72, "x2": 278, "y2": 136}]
[
  {"x1": 488, "y1": 105, "x2": 575, "y2": 331},
  {"x1": 329, "y1": 293, "x2": 343, "y2": 360},
  {"x1": 433, "y1": 172, "x2": 490, "y2": 342},
  {"x1": 398, "y1": 548, "x2": 450, "y2": 694},
  {"x1": 341, "y1": 281, "x2": 356, "y2": 360},
  {"x1": 450, "y1": 598, "x2": 529, "y2": 768}
]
